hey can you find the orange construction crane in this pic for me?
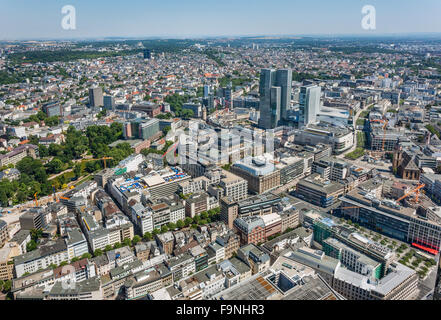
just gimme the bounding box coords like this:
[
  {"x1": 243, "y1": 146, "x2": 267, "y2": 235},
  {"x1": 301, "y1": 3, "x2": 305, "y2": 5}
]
[
  {"x1": 81, "y1": 156, "x2": 113, "y2": 169},
  {"x1": 396, "y1": 184, "x2": 425, "y2": 203},
  {"x1": 34, "y1": 192, "x2": 38, "y2": 206}
]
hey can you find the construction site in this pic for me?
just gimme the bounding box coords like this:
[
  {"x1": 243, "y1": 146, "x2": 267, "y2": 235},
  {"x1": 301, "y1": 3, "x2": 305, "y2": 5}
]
[
  {"x1": 338, "y1": 177, "x2": 441, "y2": 256},
  {"x1": 365, "y1": 118, "x2": 396, "y2": 163}
]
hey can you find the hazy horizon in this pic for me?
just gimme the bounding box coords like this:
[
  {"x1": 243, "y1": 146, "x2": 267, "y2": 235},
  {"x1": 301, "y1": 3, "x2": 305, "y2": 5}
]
[
  {"x1": 5, "y1": 32, "x2": 441, "y2": 42},
  {"x1": 1, "y1": 0, "x2": 441, "y2": 41}
]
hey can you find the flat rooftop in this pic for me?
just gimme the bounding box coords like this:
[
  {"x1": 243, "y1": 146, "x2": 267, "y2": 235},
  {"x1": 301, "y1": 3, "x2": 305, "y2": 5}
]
[
  {"x1": 304, "y1": 123, "x2": 352, "y2": 138},
  {"x1": 342, "y1": 188, "x2": 418, "y2": 220},
  {"x1": 298, "y1": 173, "x2": 344, "y2": 194},
  {"x1": 215, "y1": 271, "x2": 278, "y2": 300},
  {"x1": 238, "y1": 193, "x2": 280, "y2": 208}
]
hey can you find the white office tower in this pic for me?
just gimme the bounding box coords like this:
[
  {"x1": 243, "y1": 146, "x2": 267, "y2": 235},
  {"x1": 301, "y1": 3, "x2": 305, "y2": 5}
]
[{"x1": 299, "y1": 84, "x2": 321, "y2": 127}]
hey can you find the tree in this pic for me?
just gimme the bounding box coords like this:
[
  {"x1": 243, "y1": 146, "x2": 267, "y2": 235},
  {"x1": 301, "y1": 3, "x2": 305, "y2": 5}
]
[
  {"x1": 71, "y1": 257, "x2": 80, "y2": 263},
  {"x1": 30, "y1": 228, "x2": 43, "y2": 241},
  {"x1": 132, "y1": 235, "x2": 141, "y2": 245},
  {"x1": 156, "y1": 112, "x2": 172, "y2": 120},
  {"x1": 161, "y1": 225, "x2": 169, "y2": 233},
  {"x1": 38, "y1": 144, "x2": 49, "y2": 157},
  {"x1": 104, "y1": 244, "x2": 113, "y2": 252},
  {"x1": 85, "y1": 161, "x2": 99, "y2": 173},
  {"x1": 113, "y1": 242, "x2": 122, "y2": 249},
  {"x1": 184, "y1": 217, "x2": 193, "y2": 226},
  {"x1": 181, "y1": 109, "x2": 194, "y2": 119},
  {"x1": 94, "y1": 249, "x2": 103, "y2": 257},
  {"x1": 152, "y1": 228, "x2": 160, "y2": 236},
  {"x1": 17, "y1": 157, "x2": 48, "y2": 184},
  {"x1": 143, "y1": 232, "x2": 152, "y2": 241},
  {"x1": 97, "y1": 109, "x2": 107, "y2": 119},
  {"x1": 1, "y1": 280, "x2": 11, "y2": 293},
  {"x1": 123, "y1": 238, "x2": 132, "y2": 247},
  {"x1": 0, "y1": 190, "x2": 8, "y2": 206},
  {"x1": 176, "y1": 220, "x2": 184, "y2": 229},
  {"x1": 167, "y1": 222, "x2": 176, "y2": 230},
  {"x1": 59, "y1": 261, "x2": 68, "y2": 267},
  {"x1": 73, "y1": 164, "x2": 81, "y2": 177},
  {"x1": 80, "y1": 252, "x2": 92, "y2": 259},
  {"x1": 26, "y1": 240, "x2": 38, "y2": 252},
  {"x1": 46, "y1": 158, "x2": 64, "y2": 174},
  {"x1": 201, "y1": 211, "x2": 209, "y2": 219}
]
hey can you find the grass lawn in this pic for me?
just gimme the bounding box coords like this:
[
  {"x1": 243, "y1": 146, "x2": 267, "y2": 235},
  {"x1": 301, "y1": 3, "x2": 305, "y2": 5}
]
[{"x1": 345, "y1": 147, "x2": 366, "y2": 160}]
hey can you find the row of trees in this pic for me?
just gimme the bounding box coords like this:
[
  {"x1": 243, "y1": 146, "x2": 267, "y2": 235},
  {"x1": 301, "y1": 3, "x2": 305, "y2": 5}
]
[
  {"x1": 46, "y1": 252, "x2": 93, "y2": 270},
  {"x1": 92, "y1": 236, "x2": 143, "y2": 257},
  {"x1": 156, "y1": 112, "x2": 173, "y2": 120},
  {"x1": 142, "y1": 208, "x2": 221, "y2": 240},
  {"x1": 8, "y1": 49, "x2": 143, "y2": 64}
]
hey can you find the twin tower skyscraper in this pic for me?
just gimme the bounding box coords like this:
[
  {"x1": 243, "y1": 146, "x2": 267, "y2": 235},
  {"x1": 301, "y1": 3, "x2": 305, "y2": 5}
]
[
  {"x1": 258, "y1": 68, "x2": 321, "y2": 129},
  {"x1": 258, "y1": 68, "x2": 292, "y2": 129}
]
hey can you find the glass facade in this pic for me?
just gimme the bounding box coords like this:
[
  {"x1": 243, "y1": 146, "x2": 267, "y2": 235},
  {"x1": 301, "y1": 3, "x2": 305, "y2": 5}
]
[
  {"x1": 357, "y1": 207, "x2": 409, "y2": 242},
  {"x1": 313, "y1": 221, "x2": 333, "y2": 244}
]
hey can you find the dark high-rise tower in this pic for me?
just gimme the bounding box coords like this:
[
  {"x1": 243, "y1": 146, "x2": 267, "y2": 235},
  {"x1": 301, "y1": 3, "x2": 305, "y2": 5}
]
[
  {"x1": 276, "y1": 69, "x2": 292, "y2": 120},
  {"x1": 143, "y1": 49, "x2": 151, "y2": 59},
  {"x1": 89, "y1": 87, "x2": 103, "y2": 107},
  {"x1": 258, "y1": 68, "x2": 292, "y2": 129}
]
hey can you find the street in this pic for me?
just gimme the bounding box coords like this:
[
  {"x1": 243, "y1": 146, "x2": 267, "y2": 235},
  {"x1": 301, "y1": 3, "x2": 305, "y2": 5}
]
[{"x1": 336, "y1": 107, "x2": 364, "y2": 159}]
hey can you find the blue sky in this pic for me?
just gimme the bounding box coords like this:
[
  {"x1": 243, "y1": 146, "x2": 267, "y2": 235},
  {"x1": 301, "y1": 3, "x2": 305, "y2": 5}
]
[{"x1": 1, "y1": 0, "x2": 441, "y2": 39}]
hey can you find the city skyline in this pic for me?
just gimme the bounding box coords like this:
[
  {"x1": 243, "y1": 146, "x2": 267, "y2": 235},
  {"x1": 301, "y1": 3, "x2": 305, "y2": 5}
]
[
  {"x1": 1, "y1": 1, "x2": 441, "y2": 305},
  {"x1": 2, "y1": 0, "x2": 441, "y2": 40}
]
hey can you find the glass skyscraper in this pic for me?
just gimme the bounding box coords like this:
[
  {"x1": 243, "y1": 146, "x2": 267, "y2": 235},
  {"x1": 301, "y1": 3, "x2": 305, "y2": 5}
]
[
  {"x1": 298, "y1": 84, "x2": 321, "y2": 127},
  {"x1": 258, "y1": 68, "x2": 292, "y2": 129}
]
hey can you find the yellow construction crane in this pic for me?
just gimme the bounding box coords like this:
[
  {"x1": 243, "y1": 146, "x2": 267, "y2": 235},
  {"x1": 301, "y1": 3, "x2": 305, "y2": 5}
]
[{"x1": 81, "y1": 156, "x2": 113, "y2": 169}]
